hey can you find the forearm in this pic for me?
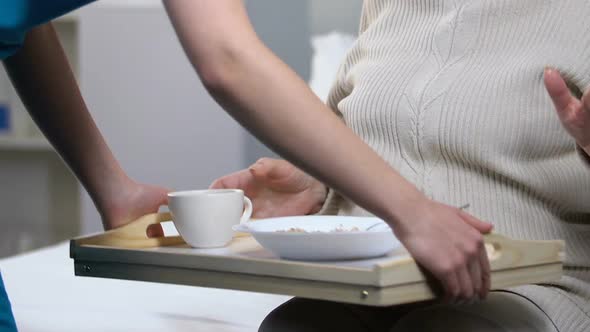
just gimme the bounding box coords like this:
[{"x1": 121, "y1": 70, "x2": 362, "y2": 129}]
[
  {"x1": 234, "y1": 56, "x2": 427, "y2": 221},
  {"x1": 215, "y1": 50, "x2": 425, "y2": 218},
  {"x1": 2, "y1": 23, "x2": 130, "y2": 211},
  {"x1": 165, "y1": 0, "x2": 425, "y2": 226}
]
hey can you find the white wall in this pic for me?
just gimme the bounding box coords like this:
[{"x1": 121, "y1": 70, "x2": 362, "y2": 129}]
[{"x1": 310, "y1": 0, "x2": 363, "y2": 35}]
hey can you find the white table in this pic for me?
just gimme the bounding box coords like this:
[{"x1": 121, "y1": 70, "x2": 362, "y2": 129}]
[{"x1": 0, "y1": 242, "x2": 290, "y2": 332}]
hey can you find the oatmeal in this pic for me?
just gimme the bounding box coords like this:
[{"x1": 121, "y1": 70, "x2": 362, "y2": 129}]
[{"x1": 275, "y1": 224, "x2": 360, "y2": 233}]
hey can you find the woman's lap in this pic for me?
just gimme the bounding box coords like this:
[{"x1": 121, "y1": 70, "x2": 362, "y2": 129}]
[
  {"x1": 390, "y1": 291, "x2": 557, "y2": 332},
  {"x1": 259, "y1": 291, "x2": 557, "y2": 332}
]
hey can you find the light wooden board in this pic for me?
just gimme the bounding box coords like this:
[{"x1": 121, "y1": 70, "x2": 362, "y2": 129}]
[
  {"x1": 70, "y1": 213, "x2": 565, "y2": 306},
  {"x1": 71, "y1": 259, "x2": 563, "y2": 307}
]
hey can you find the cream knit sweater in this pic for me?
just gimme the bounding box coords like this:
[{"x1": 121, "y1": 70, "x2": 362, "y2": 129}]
[{"x1": 322, "y1": 0, "x2": 590, "y2": 329}]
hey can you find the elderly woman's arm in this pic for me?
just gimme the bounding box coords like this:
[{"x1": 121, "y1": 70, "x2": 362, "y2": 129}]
[{"x1": 165, "y1": 0, "x2": 494, "y2": 301}]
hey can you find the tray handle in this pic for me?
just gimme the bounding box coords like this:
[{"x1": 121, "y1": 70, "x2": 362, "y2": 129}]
[
  {"x1": 376, "y1": 233, "x2": 564, "y2": 270},
  {"x1": 75, "y1": 212, "x2": 186, "y2": 248}
]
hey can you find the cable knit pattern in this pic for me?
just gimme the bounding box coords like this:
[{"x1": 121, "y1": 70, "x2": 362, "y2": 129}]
[{"x1": 323, "y1": 0, "x2": 590, "y2": 329}]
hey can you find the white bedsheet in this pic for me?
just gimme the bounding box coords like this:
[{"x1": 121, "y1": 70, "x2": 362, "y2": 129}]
[{"x1": 0, "y1": 242, "x2": 290, "y2": 332}]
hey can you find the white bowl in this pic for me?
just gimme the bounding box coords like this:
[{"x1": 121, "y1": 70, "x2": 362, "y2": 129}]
[{"x1": 234, "y1": 215, "x2": 401, "y2": 261}]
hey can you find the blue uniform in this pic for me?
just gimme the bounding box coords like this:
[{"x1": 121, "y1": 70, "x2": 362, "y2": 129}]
[
  {"x1": 0, "y1": 272, "x2": 16, "y2": 332},
  {"x1": 0, "y1": 0, "x2": 95, "y2": 59}
]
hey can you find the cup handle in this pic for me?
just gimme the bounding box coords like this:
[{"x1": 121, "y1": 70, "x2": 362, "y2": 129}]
[{"x1": 240, "y1": 196, "x2": 253, "y2": 224}]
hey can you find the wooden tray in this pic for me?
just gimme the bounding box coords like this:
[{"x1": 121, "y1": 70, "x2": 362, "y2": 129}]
[{"x1": 70, "y1": 213, "x2": 565, "y2": 306}]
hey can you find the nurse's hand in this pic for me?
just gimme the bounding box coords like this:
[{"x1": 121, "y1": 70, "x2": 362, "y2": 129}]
[
  {"x1": 100, "y1": 181, "x2": 169, "y2": 230},
  {"x1": 210, "y1": 158, "x2": 327, "y2": 218},
  {"x1": 393, "y1": 199, "x2": 493, "y2": 302},
  {"x1": 544, "y1": 68, "x2": 590, "y2": 157}
]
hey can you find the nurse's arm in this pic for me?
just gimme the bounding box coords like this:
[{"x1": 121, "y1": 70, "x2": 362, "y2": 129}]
[
  {"x1": 164, "y1": 0, "x2": 494, "y2": 301},
  {"x1": 2, "y1": 23, "x2": 167, "y2": 229},
  {"x1": 164, "y1": 0, "x2": 425, "y2": 221}
]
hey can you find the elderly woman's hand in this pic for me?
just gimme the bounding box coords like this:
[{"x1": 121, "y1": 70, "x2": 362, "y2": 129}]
[
  {"x1": 210, "y1": 158, "x2": 327, "y2": 218},
  {"x1": 544, "y1": 68, "x2": 590, "y2": 157}
]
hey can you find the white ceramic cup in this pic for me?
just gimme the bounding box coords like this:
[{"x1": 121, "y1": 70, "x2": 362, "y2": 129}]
[{"x1": 168, "y1": 189, "x2": 253, "y2": 248}]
